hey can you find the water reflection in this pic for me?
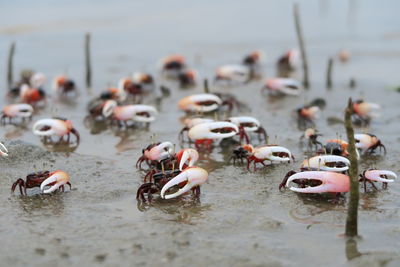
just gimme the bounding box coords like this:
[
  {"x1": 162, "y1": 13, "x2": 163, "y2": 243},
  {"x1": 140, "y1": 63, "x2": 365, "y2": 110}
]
[
  {"x1": 3, "y1": 124, "x2": 29, "y2": 139},
  {"x1": 136, "y1": 197, "x2": 211, "y2": 225},
  {"x1": 345, "y1": 237, "x2": 362, "y2": 261},
  {"x1": 14, "y1": 193, "x2": 66, "y2": 217}
]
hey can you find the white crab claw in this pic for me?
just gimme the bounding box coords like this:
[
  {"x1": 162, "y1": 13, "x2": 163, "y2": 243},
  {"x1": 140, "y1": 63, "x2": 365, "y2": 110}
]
[
  {"x1": 302, "y1": 155, "x2": 350, "y2": 172},
  {"x1": 265, "y1": 78, "x2": 301, "y2": 96},
  {"x1": 40, "y1": 171, "x2": 70, "y2": 194},
  {"x1": 102, "y1": 100, "x2": 118, "y2": 118},
  {"x1": 188, "y1": 121, "x2": 238, "y2": 141},
  {"x1": 228, "y1": 116, "x2": 260, "y2": 132},
  {"x1": 0, "y1": 142, "x2": 8, "y2": 157},
  {"x1": 286, "y1": 171, "x2": 350, "y2": 193},
  {"x1": 365, "y1": 170, "x2": 397, "y2": 183},
  {"x1": 30, "y1": 72, "x2": 46, "y2": 88},
  {"x1": 252, "y1": 146, "x2": 292, "y2": 162},
  {"x1": 179, "y1": 148, "x2": 199, "y2": 171},
  {"x1": 112, "y1": 104, "x2": 158, "y2": 122},
  {"x1": 3, "y1": 103, "x2": 34, "y2": 118},
  {"x1": 160, "y1": 167, "x2": 208, "y2": 199},
  {"x1": 178, "y1": 94, "x2": 222, "y2": 113},
  {"x1": 32, "y1": 119, "x2": 69, "y2": 137},
  {"x1": 216, "y1": 64, "x2": 251, "y2": 83}
]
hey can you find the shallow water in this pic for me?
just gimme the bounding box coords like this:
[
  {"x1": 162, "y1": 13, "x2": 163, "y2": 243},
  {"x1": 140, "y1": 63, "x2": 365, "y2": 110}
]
[{"x1": 1, "y1": 0, "x2": 400, "y2": 266}]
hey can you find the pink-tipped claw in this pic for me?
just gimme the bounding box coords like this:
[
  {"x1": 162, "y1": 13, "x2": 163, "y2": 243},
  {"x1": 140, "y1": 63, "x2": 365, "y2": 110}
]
[
  {"x1": 286, "y1": 171, "x2": 350, "y2": 193},
  {"x1": 364, "y1": 170, "x2": 397, "y2": 183}
]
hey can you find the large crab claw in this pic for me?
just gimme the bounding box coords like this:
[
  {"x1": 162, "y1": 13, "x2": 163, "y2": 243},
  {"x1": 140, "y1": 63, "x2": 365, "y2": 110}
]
[
  {"x1": 0, "y1": 142, "x2": 8, "y2": 157},
  {"x1": 102, "y1": 100, "x2": 118, "y2": 118},
  {"x1": 120, "y1": 105, "x2": 158, "y2": 122},
  {"x1": 40, "y1": 171, "x2": 70, "y2": 194},
  {"x1": 3, "y1": 103, "x2": 34, "y2": 118},
  {"x1": 302, "y1": 155, "x2": 350, "y2": 172},
  {"x1": 264, "y1": 78, "x2": 301, "y2": 96},
  {"x1": 188, "y1": 121, "x2": 239, "y2": 140},
  {"x1": 253, "y1": 145, "x2": 293, "y2": 162},
  {"x1": 364, "y1": 170, "x2": 397, "y2": 183},
  {"x1": 176, "y1": 148, "x2": 199, "y2": 171},
  {"x1": 178, "y1": 94, "x2": 222, "y2": 113},
  {"x1": 227, "y1": 116, "x2": 260, "y2": 132},
  {"x1": 353, "y1": 101, "x2": 380, "y2": 118},
  {"x1": 286, "y1": 171, "x2": 350, "y2": 193},
  {"x1": 33, "y1": 119, "x2": 69, "y2": 136},
  {"x1": 144, "y1": 141, "x2": 174, "y2": 162},
  {"x1": 160, "y1": 167, "x2": 208, "y2": 199}
]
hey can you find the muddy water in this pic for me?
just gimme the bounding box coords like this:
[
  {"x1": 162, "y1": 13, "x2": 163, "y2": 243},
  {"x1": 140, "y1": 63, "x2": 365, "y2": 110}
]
[{"x1": 1, "y1": 0, "x2": 400, "y2": 266}]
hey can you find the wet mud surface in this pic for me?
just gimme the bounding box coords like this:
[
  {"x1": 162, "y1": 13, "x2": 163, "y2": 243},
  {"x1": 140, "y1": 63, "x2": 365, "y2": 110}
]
[{"x1": 1, "y1": 1, "x2": 400, "y2": 266}]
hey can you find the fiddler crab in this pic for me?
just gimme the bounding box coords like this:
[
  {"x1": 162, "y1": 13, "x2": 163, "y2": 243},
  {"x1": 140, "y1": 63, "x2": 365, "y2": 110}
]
[
  {"x1": 359, "y1": 169, "x2": 397, "y2": 192},
  {"x1": 177, "y1": 69, "x2": 197, "y2": 88},
  {"x1": 11, "y1": 170, "x2": 71, "y2": 195},
  {"x1": 159, "y1": 54, "x2": 188, "y2": 79},
  {"x1": 136, "y1": 166, "x2": 208, "y2": 202},
  {"x1": 102, "y1": 100, "x2": 158, "y2": 128},
  {"x1": 117, "y1": 73, "x2": 155, "y2": 102},
  {"x1": 187, "y1": 121, "x2": 239, "y2": 150},
  {"x1": 352, "y1": 100, "x2": 380, "y2": 125},
  {"x1": 53, "y1": 75, "x2": 77, "y2": 97},
  {"x1": 300, "y1": 128, "x2": 322, "y2": 150},
  {"x1": 18, "y1": 84, "x2": 46, "y2": 105},
  {"x1": 276, "y1": 49, "x2": 299, "y2": 77},
  {"x1": 214, "y1": 64, "x2": 252, "y2": 86},
  {"x1": 296, "y1": 104, "x2": 320, "y2": 129},
  {"x1": 319, "y1": 139, "x2": 350, "y2": 157},
  {"x1": 355, "y1": 133, "x2": 386, "y2": 155},
  {"x1": 281, "y1": 169, "x2": 397, "y2": 194},
  {"x1": 278, "y1": 155, "x2": 350, "y2": 190},
  {"x1": 136, "y1": 141, "x2": 199, "y2": 182},
  {"x1": 262, "y1": 78, "x2": 302, "y2": 96},
  {"x1": 0, "y1": 142, "x2": 8, "y2": 157},
  {"x1": 179, "y1": 116, "x2": 267, "y2": 145},
  {"x1": 178, "y1": 93, "x2": 234, "y2": 114},
  {"x1": 231, "y1": 144, "x2": 294, "y2": 171},
  {"x1": 226, "y1": 116, "x2": 268, "y2": 144},
  {"x1": 1, "y1": 103, "x2": 34, "y2": 125},
  {"x1": 136, "y1": 141, "x2": 174, "y2": 170},
  {"x1": 32, "y1": 117, "x2": 80, "y2": 145},
  {"x1": 242, "y1": 50, "x2": 264, "y2": 79}
]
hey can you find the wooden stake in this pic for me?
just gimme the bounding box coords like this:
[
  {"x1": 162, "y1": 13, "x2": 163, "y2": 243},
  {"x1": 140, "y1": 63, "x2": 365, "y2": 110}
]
[
  {"x1": 85, "y1": 33, "x2": 92, "y2": 89},
  {"x1": 326, "y1": 58, "x2": 334, "y2": 89},
  {"x1": 203, "y1": 78, "x2": 210, "y2": 93},
  {"x1": 293, "y1": 3, "x2": 310, "y2": 88},
  {"x1": 7, "y1": 42, "x2": 16, "y2": 89},
  {"x1": 344, "y1": 98, "x2": 359, "y2": 237}
]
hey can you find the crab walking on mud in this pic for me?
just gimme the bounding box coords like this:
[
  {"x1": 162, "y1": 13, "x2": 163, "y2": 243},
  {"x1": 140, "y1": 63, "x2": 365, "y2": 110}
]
[
  {"x1": 137, "y1": 167, "x2": 208, "y2": 202},
  {"x1": 11, "y1": 170, "x2": 71, "y2": 195},
  {"x1": 354, "y1": 133, "x2": 386, "y2": 155},
  {"x1": 102, "y1": 100, "x2": 158, "y2": 127},
  {"x1": 1, "y1": 103, "x2": 34, "y2": 124},
  {"x1": 32, "y1": 118, "x2": 80, "y2": 145},
  {"x1": 136, "y1": 141, "x2": 175, "y2": 170},
  {"x1": 359, "y1": 169, "x2": 397, "y2": 192},
  {"x1": 231, "y1": 144, "x2": 293, "y2": 171}
]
